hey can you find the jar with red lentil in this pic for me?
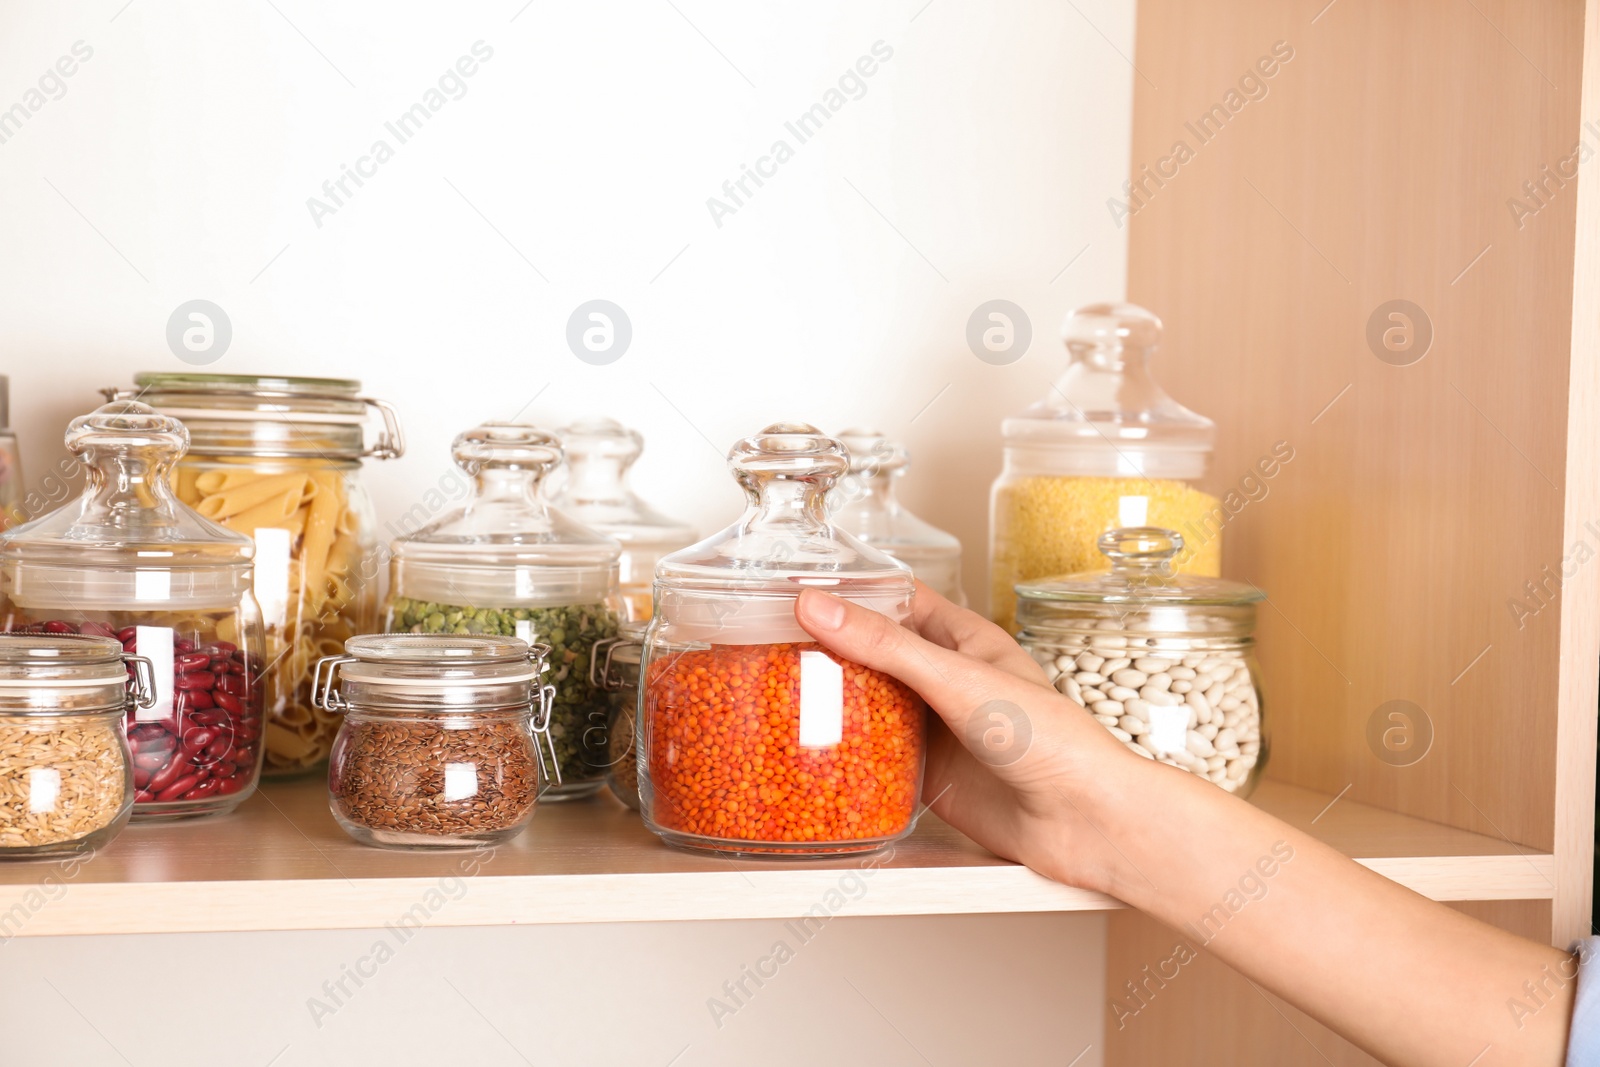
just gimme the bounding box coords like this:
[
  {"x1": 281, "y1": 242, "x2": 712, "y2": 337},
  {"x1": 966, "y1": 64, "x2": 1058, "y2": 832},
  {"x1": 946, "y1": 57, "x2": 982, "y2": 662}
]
[
  {"x1": 385, "y1": 423, "x2": 623, "y2": 799},
  {"x1": 0, "y1": 402, "x2": 267, "y2": 819},
  {"x1": 989, "y1": 304, "x2": 1224, "y2": 632},
  {"x1": 549, "y1": 417, "x2": 696, "y2": 622},
  {"x1": 639, "y1": 423, "x2": 926, "y2": 857},
  {"x1": 315, "y1": 634, "x2": 558, "y2": 849},
  {"x1": 830, "y1": 429, "x2": 965, "y2": 605}
]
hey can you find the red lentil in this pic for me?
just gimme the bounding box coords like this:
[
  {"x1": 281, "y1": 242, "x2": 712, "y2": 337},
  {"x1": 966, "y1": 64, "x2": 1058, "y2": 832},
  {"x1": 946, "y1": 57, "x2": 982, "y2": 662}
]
[{"x1": 645, "y1": 642, "x2": 924, "y2": 853}]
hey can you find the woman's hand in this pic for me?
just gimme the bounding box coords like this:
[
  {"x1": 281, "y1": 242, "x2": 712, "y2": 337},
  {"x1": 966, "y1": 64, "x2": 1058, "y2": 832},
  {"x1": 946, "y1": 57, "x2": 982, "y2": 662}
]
[{"x1": 795, "y1": 581, "x2": 1150, "y2": 895}]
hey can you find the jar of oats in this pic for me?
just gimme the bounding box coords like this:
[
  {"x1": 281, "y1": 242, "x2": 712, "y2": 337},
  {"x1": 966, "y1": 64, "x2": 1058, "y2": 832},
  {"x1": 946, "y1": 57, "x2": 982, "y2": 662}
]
[
  {"x1": 1015, "y1": 527, "x2": 1267, "y2": 796},
  {"x1": 0, "y1": 633, "x2": 151, "y2": 857},
  {"x1": 316, "y1": 634, "x2": 558, "y2": 849}
]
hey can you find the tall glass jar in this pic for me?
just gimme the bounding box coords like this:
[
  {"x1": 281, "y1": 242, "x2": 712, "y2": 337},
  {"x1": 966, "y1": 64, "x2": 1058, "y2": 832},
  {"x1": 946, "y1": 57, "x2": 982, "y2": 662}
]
[
  {"x1": 316, "y1": 634, "x2": 557, "y2": 848},
  {"x1": 385, "y1": 423, "x2": 622, "y2": 799},
  {"x1": 1015, "y1": 527, "x2": 1266, "y2": 796},
  {"x1": 549, "y1": 417, "x2": 696, "y2": 622},
  {"x1": 989, "y1": 304, "x2": 1222, "y2": 631},
  {"x1": 0, "y1": 402, "x2": 266, "y2": 819},
  {"x1": 0, "y1": 633, "x2": 150, "y2": 857},
  {"x1": 640, "y1": 423, "x2": 926, "y2": 857},
  {"x1": 119, "y1": 373, "x2": 403, "y2": 777},
  {"x1": 831, "y1": 429, "x2": 965, "y2": 605}
]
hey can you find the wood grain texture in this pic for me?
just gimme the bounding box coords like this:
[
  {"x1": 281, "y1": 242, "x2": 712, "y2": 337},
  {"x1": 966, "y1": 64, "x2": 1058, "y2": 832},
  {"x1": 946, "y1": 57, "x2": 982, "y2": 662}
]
[
  {"x1": 0, "y1": 779, "x2": 1552, "y2": 937},
  {"x1": 1123, "y1": 0, "x2": 1592, "y2": 912}
]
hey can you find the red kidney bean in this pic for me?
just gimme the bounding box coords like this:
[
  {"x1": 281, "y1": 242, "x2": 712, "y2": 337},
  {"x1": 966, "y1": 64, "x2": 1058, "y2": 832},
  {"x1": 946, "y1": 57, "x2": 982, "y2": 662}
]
[
  {"x1": 155, "y1": 774, "x2": 201, "y2": 802},
  {"x1": 175, "y1": 652, "x2": 212, "y2": 672},
  {"x1": 180, "y1": 779, "x2": 221, "y2": 801},
  {"x1": 215, "y1": 673, "x2": 244, "y2": 696},
  {"x1": 133, "y1": 751, "x2": 168, "y2": 773},
  {"x1": 145, "y1": 755, "x2": 189, "y2": 794},
  {"x1": 80, "y1": 622, "x2": 117, "y2": 639},
  {"x1": 175, "y1": 671, "x2": 215, "y2": 691},
  {"x1": 210, "y1": 761, "x2": 237, "y2": 779},
  {"x1": 180, "y1": 687, "x2": 215, "y2": 710},
  {"x1": 133, "y1": 767, "x2": 151, "y2": 789},
  {"x1": 134, "y1": 789, "x2": 155, "y2": 803},
  {"x1": 180, "y1": 727, "x2": 217, "y2": 752},
  {"x1": 234, "y1": 725, "x2": 259, "y2": 743},
  {"x1": 204, "y1": 738, "x2": 231, "y2": 760},
  {"x1": 227, "y1": 747, "x2": 252, "y2": 766},
  {"x1": 116, "y1": 626, "x2": 138, "y2": 643},
  {"x1": 174, "y1": 640, "x2": 196, "y2": 654},
  {"x1": 213, "y1": 691, "x2": 244, "y2": 715},
  {"x1": 42, "y1": 620, "x2": 77, "y2": 634},
  {"x1": 189, "y1": 710, "x2": 227, "y2": 728},
  {"x1": 215, "y1": 775, "x2": 248, "y2": 795}
]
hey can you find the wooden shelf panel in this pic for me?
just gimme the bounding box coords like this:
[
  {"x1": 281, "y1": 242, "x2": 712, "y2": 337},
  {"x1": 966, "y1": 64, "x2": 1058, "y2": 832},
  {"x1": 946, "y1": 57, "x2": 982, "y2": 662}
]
[{"x1": 0, "y1": 778, "x2": 1551, "y2": 936}]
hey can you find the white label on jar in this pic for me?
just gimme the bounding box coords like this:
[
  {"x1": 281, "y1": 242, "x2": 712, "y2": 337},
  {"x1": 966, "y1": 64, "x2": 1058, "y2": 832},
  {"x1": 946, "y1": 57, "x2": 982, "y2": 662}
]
[
  {"x1": 443, "y1": 762, "x2": 479, "y2": 802},
  {"x1": 27, "y1": 767, "x2": 60, "y2": 813},
  {"x1": 1147, "y1": 704, "x2": 1187, "y2": 755},
  {"x1": 1117, "y1": 495, "x2": 1150, "y2": 528},
  {"x1": 252, "y1": 528, "x2": 293, "y2": 630},
  {"x1": 134, "y1": 569, "x2": 171, "y2": 601},
  {"x1": 515, "y1": 620, "x2": 536, "y2": 645},
  {"x1": 136, "y1": 625, "x2": 175, "y2": 722},
  {"x1": 798, "y1": 649, "x2": 844, "y2": 749}
]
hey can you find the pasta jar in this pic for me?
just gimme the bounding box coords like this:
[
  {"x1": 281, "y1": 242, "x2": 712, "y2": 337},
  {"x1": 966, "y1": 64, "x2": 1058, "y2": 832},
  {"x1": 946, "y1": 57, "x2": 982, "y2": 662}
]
[
  {"x1": 549, "y1": 417, "x2": 696, "y2": 622},
  {"x1": 118, "y1": 372, "x2": 403, "y2": 778},
  {"x1": 592, "y1": 622, "x2": 644, "y2": 811},
  {"x1": 831, "y1": 429, "x2": 965, "y2": 605},
  {"x1": 640, "y1": 423, "x2": 927, "y2": 857},
  {"x1": 1015, "y1": 527, "x2": 1267, "y2": 796},
  {"x1": 0, "y1": 633, "x2": 153, "y2": 857},
  {"x1": 0, "y1": 402, "x2": 267, "y2": 819},
  {"x1": 315, "y1": 634, "x2": 558, "y2": 849},
  {"x1": 989, "y1": 303, "x2": 1222, "y2": 632},
  {"x1": 386, "y1": 423, "x2": 623, "y2": 799}
]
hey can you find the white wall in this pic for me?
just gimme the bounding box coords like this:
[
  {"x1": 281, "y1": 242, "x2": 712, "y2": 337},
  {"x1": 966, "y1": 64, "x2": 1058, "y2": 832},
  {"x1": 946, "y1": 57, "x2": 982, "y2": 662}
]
[{"x1": 0, "y1": 1, "x2": 1133, "y2": 1063}]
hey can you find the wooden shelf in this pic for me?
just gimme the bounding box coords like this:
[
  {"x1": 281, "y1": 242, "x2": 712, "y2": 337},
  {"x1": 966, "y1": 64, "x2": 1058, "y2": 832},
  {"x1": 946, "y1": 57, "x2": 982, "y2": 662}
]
[{"x1": 0, "y1": 778, "x2": 1553, "y2": 937}]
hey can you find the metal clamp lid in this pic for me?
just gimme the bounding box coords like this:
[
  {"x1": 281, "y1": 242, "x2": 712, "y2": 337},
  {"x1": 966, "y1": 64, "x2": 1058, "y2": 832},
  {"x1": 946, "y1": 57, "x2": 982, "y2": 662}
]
[
  {"x1": 123, "y1": 654, "x2": 158, "y2": 711},
  {"x1": 99, "y1": 386, "x2": 405, "y2": 461}
]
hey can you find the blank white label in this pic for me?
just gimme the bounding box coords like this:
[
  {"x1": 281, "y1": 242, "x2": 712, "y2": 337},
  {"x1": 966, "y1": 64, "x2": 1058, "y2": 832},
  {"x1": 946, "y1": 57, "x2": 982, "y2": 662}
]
[
  {"x1": 1117, "y1": 495, "x2": 1150, "y2": 528},
  {"x1": 443, "y1": 762, "x2": 479, "y2": 802},
  {"x1": 252, "y1": 528, "x2": 293, "y2": 630},
  {"x1": 797, "y1": 650, "x2": 844, "y2": 749},
  {"x1": 1147, "y1": 704, "x2": 1187, "y2": 755},
  {"x1": 515, "y1": 620, "x2": 535, "y2": 645},
  {"x1": 134, "y1": 569, "x2": 171, "y2": 602},
  {"x1": 28, "y1": 767, "x2": 60, "y2": 814},
  {"x1": 136, "y1": 625, "x2": 175, "y2": 722}
]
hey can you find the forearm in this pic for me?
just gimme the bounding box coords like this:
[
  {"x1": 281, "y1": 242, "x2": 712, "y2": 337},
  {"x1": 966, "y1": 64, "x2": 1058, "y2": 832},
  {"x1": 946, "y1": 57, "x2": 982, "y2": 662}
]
[{"x1": 1084, "y1": 761, "x2": 1574, "y2": 1067}]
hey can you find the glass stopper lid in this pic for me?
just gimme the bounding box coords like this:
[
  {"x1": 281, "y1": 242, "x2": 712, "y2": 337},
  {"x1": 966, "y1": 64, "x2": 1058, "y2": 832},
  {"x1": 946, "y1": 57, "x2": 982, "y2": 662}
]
[
  {"x1": 0, "y1": 401, "x2": 253, "y2": 609},
  {"x1": 551, "y1": 416, "x2": 695, "y2": 545},
  {"x1": 1016, "y1": 527, "x2": 1262, "y2": 606},
  {"x1": 656, "y1": 422, "x2": 911, "y2": 593}
]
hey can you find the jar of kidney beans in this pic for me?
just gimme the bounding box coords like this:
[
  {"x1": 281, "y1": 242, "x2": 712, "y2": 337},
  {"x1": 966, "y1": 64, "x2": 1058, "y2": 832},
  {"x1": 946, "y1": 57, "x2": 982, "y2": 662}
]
[{"x1": 0, "y1": 401, "x2": 266, "y2": 819}]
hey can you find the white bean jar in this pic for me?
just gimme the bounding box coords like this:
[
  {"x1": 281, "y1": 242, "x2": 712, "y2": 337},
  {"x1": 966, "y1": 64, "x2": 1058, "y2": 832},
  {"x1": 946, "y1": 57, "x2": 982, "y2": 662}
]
[{"x1": 1015, "y1": 527, "x2": 1267, "y2": 796}]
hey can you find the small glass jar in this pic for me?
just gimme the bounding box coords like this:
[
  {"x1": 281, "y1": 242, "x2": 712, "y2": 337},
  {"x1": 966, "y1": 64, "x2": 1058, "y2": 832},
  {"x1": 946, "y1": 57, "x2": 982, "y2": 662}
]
[
  {"x1": 0, "y1": 633, "x2": 151, "y2": 857},
  {"x1": 385, "y1": 424, "x2": 623, "y2": 799},
  {"x1": 549, "y1": 417, "x2": 696, "y2": 622},
  {"x1": 989, "y1": 304, "x2": 1222, "y2": 631},
  {"x1": 831, "y1": 429, "x2": 965, "y2": 605},
  {"x1": 1015, "y1": 527, "x2": 1267, "y2": 796},
  {"x1": 641, "y1": 423, "x2": 926, "y2": 857},
  {"x1": 0, "y1": 402, "x2": 267, "y2": 819},
  {"x1": 119, "y1": 372, "x2": 404, "y2": 778},
  {"x1": 315, "y1": 634, "x2": 558, "y2": 849},
  {"x1": 592, "y1": 622, "x2": 644, "y2": 811}
]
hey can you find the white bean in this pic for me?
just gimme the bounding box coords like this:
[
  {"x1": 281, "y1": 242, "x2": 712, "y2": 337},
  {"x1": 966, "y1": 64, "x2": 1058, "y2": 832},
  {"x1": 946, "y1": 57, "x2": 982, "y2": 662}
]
[
  {"x1": 1107, "y1": 726, "x2": 1133, "y2": 742},
  {"x1": 1118, "y1": 715, "x2": 1148, "y2": 736},
  {"x1": 1111, "y1": 668, "x2": 1147, "y2": 688},
  {"x1": 1139, "y1": 686, "x2": 1180, "y2": 707},
  {"x1": 1075, "y1": 652, "x2": 1105, "y2": 673},
  {"x1": 1092, "y1": 700, "x2": 1123, "y2": 718},
  {"x1": 1075, "y1": 672, "x2": 1105, "y2": 687}
]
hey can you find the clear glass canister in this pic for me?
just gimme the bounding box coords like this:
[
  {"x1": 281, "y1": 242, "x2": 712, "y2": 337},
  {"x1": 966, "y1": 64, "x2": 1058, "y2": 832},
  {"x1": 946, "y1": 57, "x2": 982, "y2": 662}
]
[
  {"x1": 831, "y1": 429, "x2": 965, "y2": 605},
  {"x1": 1015, "y1": 527, "x2": 1267, "y2": 796},
  {"x1": 592, "y1": 622, "x2": 644, "y2": 811},
  {"x1": 385, "y1": 424, "x2": 622, "y2": 799},
  {"x1": 316, "y1": 634, "x2": 557, "y2": 849},
  {"x1": 122, "y1": 372, "x2": 403, "y2": 778},
  {"x1": 641, "y1": 423, "x2": 926, "y2": 857},
  {"x1": 549, "y1": 417, "x2": 696, "y2": 622},
  {"x1": 0, "y1": 633, "x2": 150, "y2": 856},
  {"x1": 0, "y1": 402, "x2": 267, "y2": 819},
  {"x1": 989, "y1": 303, "x2": 1222, "y2": 632}
]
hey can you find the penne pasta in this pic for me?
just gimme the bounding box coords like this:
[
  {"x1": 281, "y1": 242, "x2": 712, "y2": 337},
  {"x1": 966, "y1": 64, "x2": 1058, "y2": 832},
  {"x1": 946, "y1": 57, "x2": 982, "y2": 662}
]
[{"x1": 192, "y1": 473, "x2": 313, "y2": 520}]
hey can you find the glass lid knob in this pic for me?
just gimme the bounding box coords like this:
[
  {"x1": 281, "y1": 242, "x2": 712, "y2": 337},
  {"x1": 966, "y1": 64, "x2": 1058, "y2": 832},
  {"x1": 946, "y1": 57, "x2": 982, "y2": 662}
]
[
  {"x1": 1098, "y1": 526, "x2": 1183, "y2": 575},
  {"x1": 65, "y1": 400, "x2": 189, "y2": 456},
  {"x1": 728, "y1": 422, "x2": 849, "y2": 495},
  {"x1": 561, "y1": 416, "x2": 643, "y2": 467},
  {"x1": 836, "y1": 428, "x2": 908, "y2": 475},
  {"x1": 451, "y1": 423, "x2": 562, "y2": 477},
  {"x1": 1062, "y1": 302, "x2": 1163, "y2": 357}
]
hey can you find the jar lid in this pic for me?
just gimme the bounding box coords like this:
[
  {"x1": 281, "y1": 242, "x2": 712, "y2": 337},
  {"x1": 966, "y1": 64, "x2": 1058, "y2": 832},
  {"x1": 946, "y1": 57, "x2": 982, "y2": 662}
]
[
  {"x1": 389, "y1": 424, "x2": 621, "y2": 607},
  {"x1": 0, "y1": 402, "x2": 255, "y2": 610},
  {"x1": 315, "y1": 634, "x2": 548, "y2": 698},
  {"x1": 1001, "y1": 304, "x2": 1214, "y2": 479},
  {"x1": 831, "y1": 429, "x2": 961, "y2": 558},
  {"x1": 126, "y1": 372, "x2": 403, "y2": 460},
  {"x1": 0, "y1": 633, "x2": 151, "y2": 714},
  {"x1": 1016, "y1": 527, "x2": 1262, "y2": 607},
  {"x1": 549, "y1": 417, "x2": 697, "y2": 548}
]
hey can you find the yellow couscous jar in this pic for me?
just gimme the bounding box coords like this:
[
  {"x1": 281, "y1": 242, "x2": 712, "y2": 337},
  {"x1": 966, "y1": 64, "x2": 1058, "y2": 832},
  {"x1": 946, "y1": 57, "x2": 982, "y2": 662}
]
[{"x1": 989, "y1": 304, "x2": 1222, "y2": 632}]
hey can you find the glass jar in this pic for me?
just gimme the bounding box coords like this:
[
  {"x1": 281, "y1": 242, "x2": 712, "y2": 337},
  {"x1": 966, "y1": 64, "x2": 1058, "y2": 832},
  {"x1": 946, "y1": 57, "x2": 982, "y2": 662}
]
[
  {"x1": 831, "y1": 429, "x2": 965, "y2": 605},
  {"x1": 0, "y1": 376, "x2": 23, "y2": 531},
  {"x1": 118, "y1": 372, "x2": 403, "y2": 778},
  {"x1": 640, "y1": 423, "x2": 926, "y2": 857},
  {"x1": 1015, "y1": 527, "x2": 1267, "y2": 796},
  {"x1": 385, "y1": 423, "x2": 622, "y2": 799},
  {"x1": 315, "y1": 634, "x2": 557, "y2": 849},
  {"x1": 0, "y1": 402, "x2": 267, "y2": 819},
  {"x1": 989, "y1": 303, "x2": 1222, "y2": 631},
  {"x1": 549, "y1": 417, "x2": 696, "y2": 622},
  {"x1": 592, "y1": 622, "x2": 644, "y2": 811},
  {"x1": 0, "y1": 633, "x2": 151, "y2": 856}
]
